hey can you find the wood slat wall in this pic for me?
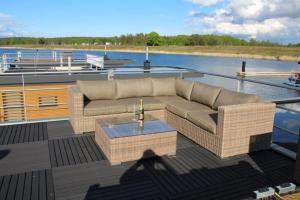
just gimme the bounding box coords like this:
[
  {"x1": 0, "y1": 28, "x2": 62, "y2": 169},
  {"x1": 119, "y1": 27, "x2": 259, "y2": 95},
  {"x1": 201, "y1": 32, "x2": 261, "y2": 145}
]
[{"x1": 0, "y1": 84, "x2": 70, "y2": 122}]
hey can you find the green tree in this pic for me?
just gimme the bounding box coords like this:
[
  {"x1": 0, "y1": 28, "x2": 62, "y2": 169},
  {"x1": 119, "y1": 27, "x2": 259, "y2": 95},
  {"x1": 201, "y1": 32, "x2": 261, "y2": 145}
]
[
  {"x1": 146, "y1": 32, "x2": 161, "y2": 46},
  {"x1": 38, "y1": 38, "x2": 46, "y2": 45}
]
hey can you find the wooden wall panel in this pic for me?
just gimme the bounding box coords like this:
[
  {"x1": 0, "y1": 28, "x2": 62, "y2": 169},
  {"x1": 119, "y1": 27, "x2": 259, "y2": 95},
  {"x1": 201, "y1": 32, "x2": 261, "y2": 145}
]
[{"x1": 0, "y1": 84, "x2": 71, "y2": 122}]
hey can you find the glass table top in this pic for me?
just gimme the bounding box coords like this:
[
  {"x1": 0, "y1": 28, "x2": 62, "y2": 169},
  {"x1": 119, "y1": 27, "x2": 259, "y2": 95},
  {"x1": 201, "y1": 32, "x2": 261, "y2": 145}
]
[{"x1": 97, "y1": 115, "x2": 176, "y2": 139}]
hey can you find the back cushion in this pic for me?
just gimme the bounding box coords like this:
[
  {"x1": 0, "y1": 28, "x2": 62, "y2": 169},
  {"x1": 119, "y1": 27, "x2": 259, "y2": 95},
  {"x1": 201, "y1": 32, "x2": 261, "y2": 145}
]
[
  {"x1": 213, "y1": 88, "x2": 260, "y2": 109},
  {"x1": 77, "y1": 80, "x2": 116, "y2": 100},
  {"x1": 175, "y1": 78, "x2": 194, "y2": 100},
  {"x1": 152, "y1": 77, "x2": 176, "y2": 96},
  {"x1": 190, "y1": 82, "x2": 222, "y2": 107},
  {"x1": 116, "y1": 78, "x2": 153, "y2": 99}
]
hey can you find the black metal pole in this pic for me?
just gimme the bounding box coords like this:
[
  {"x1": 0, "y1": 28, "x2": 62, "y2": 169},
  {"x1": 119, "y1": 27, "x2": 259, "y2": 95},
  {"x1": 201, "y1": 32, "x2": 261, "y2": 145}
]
[
  {"x1": 143, "y1": 60, "x2": 150, "y2": 73},
  {"x1": 242, "y1": 61, "x2": 246, "y2": 73},
  {"x1": 144, "y1": 47, "x2": 150, "y2": 73},
  {"x1": 294, "y1": 128, "x2": 300, "y2": 184}
]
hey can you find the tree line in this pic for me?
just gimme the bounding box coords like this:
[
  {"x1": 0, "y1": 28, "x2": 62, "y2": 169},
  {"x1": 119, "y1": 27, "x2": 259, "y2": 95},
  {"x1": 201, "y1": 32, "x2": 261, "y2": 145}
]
[{"x1": 0, "y1": 32, "x2": 298, "y2": 46}]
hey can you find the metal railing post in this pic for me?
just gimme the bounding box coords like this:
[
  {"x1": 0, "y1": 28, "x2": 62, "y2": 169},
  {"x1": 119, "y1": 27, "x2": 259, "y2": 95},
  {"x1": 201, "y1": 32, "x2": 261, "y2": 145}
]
[
  {"x1": 17, "y1": 51, "x2": 22, "y2": 61},
  {"x1": 60, "y1": 55, "x2": 63, "y2": 67},
  {"x1": 68, "y1": 56, "x2": 71, "y2": 75},
  {"x1": 294, "y1": 129, "x2": 300, "y2": 183},
  {"x1": 237, "y1": 80, "x2": 241, "y2": 92},
  {"x1": 2, "y1": 54, "x2": 8, "y2": 71},
  {"x1": 54, "y1": 51, "x2": 57, "y2": 61},
  {"x1": 108, "y1": 69, "x2": 114, "y2": 80},
  {"x1": 21, "y1": 74, "x2": 27, "y2": 121}
]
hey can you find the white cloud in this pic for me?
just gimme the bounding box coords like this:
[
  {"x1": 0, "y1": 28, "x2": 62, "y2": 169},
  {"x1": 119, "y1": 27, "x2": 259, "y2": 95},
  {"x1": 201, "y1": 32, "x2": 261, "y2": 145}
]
[
  {"x1": 0, "y1": 13, "x2": 23, "y2": 37},
  {"x1": 187, "y1": 0, "x2": 224, "y2": 7},
  {"x1": 188, "y1": 10, "x2": 199, "y2": 17},
  {"x1": 228, "y1": 0, "x2": 300, "y2": 21},
  {"x1": 187, "y1": 0, "x2": 300, "y2": 43}
]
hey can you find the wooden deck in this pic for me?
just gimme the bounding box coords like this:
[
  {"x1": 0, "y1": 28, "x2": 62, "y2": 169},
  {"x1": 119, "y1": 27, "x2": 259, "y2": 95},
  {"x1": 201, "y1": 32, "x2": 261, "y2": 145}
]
[{"x1": 0, "y1": 121, "x2": 296, "y2": 200}]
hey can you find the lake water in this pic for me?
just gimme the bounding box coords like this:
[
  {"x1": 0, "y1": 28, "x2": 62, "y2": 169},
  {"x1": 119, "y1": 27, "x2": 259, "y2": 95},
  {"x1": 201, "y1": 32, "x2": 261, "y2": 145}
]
[{"x1": 1, "y1": 48, "x2": 299, "y2": 151}]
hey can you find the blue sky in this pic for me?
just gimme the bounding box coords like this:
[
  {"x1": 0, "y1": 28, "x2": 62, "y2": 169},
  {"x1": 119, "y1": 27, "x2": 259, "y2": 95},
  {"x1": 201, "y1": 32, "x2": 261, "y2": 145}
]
[
  {"x1": 0, "y1": 0, "x2": 299, "y2": 43},
  {"x1": 0, "y1": 0, "x2": 197, "y2": 37}
]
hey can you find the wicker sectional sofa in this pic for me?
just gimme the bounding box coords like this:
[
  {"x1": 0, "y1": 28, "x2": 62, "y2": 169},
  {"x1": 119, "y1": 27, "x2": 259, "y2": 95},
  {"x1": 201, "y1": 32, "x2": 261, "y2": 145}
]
[{"x1": 68, "y1": 77, "x2": 276, "y2": 158}]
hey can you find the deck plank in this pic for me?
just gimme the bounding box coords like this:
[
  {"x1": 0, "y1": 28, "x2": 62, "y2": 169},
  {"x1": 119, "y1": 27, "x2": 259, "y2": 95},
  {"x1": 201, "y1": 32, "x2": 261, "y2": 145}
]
[
  {"x1": 81, "y1": 136, "x2": 98, "y2": 161},
  {"x1": 0, "y1": 170, "x2": 54, "y2": 200},
  {"x1": 39, "y1": 170, "x2": 47, "y2": 200},
  {"x1": 31, "y1": 171, "x2": 40, "y2": 200},
  {"x1": 77, "y1": 137, "x2": 93, "y2": 162},
  {"x1": 2, "y1": 126, "x2": 13, "y2": 145},
  {"x1": 72, "y1": 137, "x2": 87, "y2": 163},
  {"x1": 86, "y1": 135, "x2": 105, "y2": 160},
  {"x1": 5, "y1": 174, "x2": 18, "y2": 200},
  {"x1": 58, "y1": 139, "x2": 69, "y2": 166},
  {"x1": 14, "y1": 173, "x2": 25, "y2": 200},
  {"x1": 0, "y1": 123, "x2": 47, "y2": 145},
  {"x1": 0, "y1": 176, "x2": 11, "y2": 200},
  {"x1": 63, "y1": 139, "x2": 76, "y2": 165},
  {"x1": 23, "y1": 172, "x2": 32, "y2": 200},
  {"x1": 66, "y1": 138, "x2": 81, "y2": 164},
  {"x1": 49, "y1": 135, "x2": 105, "y2": 167}
]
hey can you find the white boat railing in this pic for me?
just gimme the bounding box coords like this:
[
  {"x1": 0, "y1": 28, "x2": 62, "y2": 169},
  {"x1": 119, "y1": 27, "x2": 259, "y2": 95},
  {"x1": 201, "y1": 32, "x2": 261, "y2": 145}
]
[{"x1": 0, "y1": 51, "x2": 104, "y2": 73}]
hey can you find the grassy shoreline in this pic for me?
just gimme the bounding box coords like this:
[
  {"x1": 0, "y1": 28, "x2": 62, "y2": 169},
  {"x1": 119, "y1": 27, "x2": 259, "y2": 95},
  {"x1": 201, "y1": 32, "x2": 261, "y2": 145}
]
[{"x1": 1, "y1": 45, "x2": 300, "y2": 62}]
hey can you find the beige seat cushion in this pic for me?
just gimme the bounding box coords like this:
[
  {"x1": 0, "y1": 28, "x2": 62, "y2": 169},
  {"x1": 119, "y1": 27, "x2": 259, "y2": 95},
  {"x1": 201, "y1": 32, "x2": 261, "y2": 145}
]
[
  {"x1": 152, "y1": 77, "x2": 176, "y2": 96},
  {"x1": 84, "y1": 100, "x2": 127, "y2": 116},
  {"x1": 175, "y1": 78, "x2": 194, "y2": 100},
  {"x1": 118, "y1": 97, "x2": 165, "y2": 112},
  {"x1": 116, "y1": 78, "x2": 153, "y2": 99},
  {"x1": 186, "y1": 111, "x2": 218, "y2": 134},
  {"x1": 154, "y1": 95, "x2": 187, "y2": 105},
  {"x1": 166, "y1": 101, "x2": 212, "y2": 118},
  {"x1": 190, "y1": 82, "x2": 221, "y2": 107},
  {"x1": 77, "y1": 80, "x2": 116, "y2": 100},
  {"x1": 213, "y1": 88, "x2": 260, "y2": 109}
]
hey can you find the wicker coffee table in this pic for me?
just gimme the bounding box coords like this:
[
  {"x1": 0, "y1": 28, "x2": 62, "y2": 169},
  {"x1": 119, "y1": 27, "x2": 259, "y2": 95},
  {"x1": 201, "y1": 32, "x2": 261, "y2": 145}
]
[{"x1": 95, "y1": 115, "x2": 177, "y2": 165}]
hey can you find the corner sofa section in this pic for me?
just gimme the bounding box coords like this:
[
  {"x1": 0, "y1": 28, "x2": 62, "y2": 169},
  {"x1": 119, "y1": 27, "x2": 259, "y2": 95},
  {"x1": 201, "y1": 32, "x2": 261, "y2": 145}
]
[{"x1": 68, "y1": 77, "x2": 276, "y2": 158}]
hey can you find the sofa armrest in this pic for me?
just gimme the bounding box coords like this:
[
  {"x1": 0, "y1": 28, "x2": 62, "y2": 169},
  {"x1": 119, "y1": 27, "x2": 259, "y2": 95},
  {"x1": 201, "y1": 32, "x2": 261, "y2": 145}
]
[
  {"x1": 215, "y1": 102, "x2": 275, "y2": 157},
  {"x1": 68, "y1": 86, "x2": 84, "y2": 117},
  {"x1": 217, "y1": 102, "x2": 276, "y2": 137}
]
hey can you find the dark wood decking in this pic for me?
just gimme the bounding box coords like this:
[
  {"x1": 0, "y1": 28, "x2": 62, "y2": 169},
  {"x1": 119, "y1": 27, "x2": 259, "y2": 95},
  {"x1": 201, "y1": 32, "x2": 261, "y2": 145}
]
[{"x1": 0, "y1": 121, "x2": 296, "y2": 200}]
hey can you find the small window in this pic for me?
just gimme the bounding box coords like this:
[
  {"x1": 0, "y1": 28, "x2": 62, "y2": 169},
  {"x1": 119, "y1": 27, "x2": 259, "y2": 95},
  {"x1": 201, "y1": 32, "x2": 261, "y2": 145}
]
[{"x1": 39, "y1": 96, "x2": 58, "y2": 107}]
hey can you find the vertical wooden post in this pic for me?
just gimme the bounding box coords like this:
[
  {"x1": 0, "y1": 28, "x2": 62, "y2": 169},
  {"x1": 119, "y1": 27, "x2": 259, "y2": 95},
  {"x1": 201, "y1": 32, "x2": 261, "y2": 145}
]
[{"x1": 294, "y1": 129, "x2": 300, "y2": 184}]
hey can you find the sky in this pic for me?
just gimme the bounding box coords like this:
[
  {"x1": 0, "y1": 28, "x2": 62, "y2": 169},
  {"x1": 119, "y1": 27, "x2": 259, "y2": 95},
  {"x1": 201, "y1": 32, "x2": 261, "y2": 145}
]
[{"x1": 0, "y1": 0, "x2": 299, "y2": 44}]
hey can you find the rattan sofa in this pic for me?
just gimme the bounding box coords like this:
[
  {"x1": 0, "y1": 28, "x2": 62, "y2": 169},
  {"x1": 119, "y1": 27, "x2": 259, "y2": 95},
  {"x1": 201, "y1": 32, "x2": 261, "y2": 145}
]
[{"x1": 68, "y1": 77, "x2": 276, "y2": 158}]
